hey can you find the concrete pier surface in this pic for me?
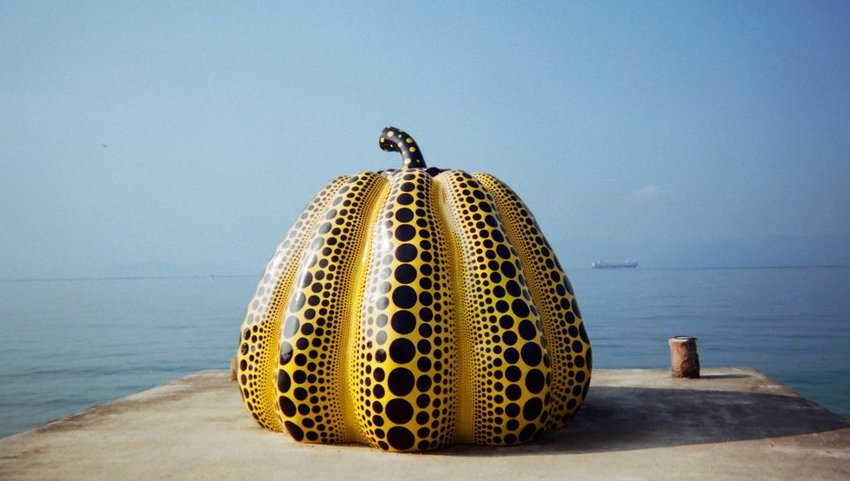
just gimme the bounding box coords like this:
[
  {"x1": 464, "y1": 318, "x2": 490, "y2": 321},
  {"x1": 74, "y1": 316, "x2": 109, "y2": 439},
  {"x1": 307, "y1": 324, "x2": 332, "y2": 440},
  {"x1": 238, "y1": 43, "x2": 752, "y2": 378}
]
[{"x1": 1, "y1": 368, "x2": 848, "y2": 481}]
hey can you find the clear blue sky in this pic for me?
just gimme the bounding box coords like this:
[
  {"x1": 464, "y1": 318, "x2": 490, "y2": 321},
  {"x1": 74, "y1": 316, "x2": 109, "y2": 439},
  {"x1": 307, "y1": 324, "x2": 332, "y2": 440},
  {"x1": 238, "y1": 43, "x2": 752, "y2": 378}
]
[{"x1": 2, "y1": 1, "x2": 849, "y2": 278}]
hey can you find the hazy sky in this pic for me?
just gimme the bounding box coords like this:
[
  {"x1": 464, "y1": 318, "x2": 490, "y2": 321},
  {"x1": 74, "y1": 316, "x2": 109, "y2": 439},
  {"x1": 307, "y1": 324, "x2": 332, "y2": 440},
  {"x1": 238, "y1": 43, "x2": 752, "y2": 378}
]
[{"x1": 2, "y1": 1, "x2": 849, "y2": 278}]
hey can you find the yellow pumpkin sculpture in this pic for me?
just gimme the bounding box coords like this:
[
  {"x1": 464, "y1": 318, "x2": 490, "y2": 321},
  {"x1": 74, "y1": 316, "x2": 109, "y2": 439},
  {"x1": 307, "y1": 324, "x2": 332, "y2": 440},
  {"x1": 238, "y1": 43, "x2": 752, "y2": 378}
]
[{"x1": 237, "y1": 127, "x2": 591, "y2": 451}]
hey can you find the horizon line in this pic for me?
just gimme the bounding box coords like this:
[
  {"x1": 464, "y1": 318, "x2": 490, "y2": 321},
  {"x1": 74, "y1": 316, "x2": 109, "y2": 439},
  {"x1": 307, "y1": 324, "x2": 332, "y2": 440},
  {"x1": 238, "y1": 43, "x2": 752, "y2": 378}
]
[{"x1": 2, "y1": 264, "x2": 850, "y2": 283}]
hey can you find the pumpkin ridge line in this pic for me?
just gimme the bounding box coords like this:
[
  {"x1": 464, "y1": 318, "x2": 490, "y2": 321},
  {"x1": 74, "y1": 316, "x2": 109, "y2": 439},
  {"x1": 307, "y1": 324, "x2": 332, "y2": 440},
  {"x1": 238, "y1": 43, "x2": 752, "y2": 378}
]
[
  {"x1": 340, "y1": 175, "x2": 390, "y2": 444},
  {"x1": 431, "y1": 172, "x2": 472, "y2": 444}
]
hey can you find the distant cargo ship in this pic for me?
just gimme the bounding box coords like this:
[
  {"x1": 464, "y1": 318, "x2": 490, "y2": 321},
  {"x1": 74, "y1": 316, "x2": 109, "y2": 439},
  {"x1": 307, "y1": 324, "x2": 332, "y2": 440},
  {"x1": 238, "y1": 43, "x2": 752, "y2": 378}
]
[{"x1": 591, "y1": 260, "x2": 638, "y2": 269}]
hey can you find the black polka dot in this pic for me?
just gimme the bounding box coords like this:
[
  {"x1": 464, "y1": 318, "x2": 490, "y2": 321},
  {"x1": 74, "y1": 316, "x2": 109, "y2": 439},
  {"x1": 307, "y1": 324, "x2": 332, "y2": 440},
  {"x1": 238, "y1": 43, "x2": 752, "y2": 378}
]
[
  {"x1": 501, "y1": 261, "x2": 516, "y2": 278},
  {"x1": 284, "y1": 421, "x2": 304, "y2": 441},
  {"x1": 395, "y1": 224, "x2": 416, "y2": 241},
  {"x1": 416, "y1": 412, "x2": 429, "y2": 425},
  {"x1": 572, "y1": 298, "x2": 582, "y2": 318},
  {"x1": 389, "y1": 338, "x2": 416, "y2": 364},
  {"x1": 580, "y1": 324, "x2": 590, "y2": 343},
  {"x1": 518, "y1": 320, "x2": 536, "y2": 340},
  {"x1": 395, "y1": 244, "x2": 418, "y2": 262},
  {"x1": 279, "y1": 396, "x2": 295, "y2": 417},
  {"x1": 525, "y1": 369, "x2": 545, "y2": 393},
  {"x1": 386, "y1": 398, "x2": 414, "y2": 424},
  {"x1": 523, "y1": 397, "x2": 543, "y2": 421},
  {"x1": 506, "y1": 384, "x2": 522, "y2": 401},
  {"x1": 572, "y1": 339, "x2": 584, "y2": 353},
  {"x1": 395, "y1": 208, "x2": 414, "y2": 222},
  {"x1": 276, "y1": 370, "x2": 291, "y2": 393},
  {"x1": 388, "y1": 367, "x2": 415, "y2": 396},
  {"x1": 397, "y1": 193, "x2": 414, "y2": 205},
  {"x1": 391, "y1": 310, "x2": 416, "y2": 334},
  {"x1": 519, "y1": 423, "x2": 537, "y2": 442},
  {"x1": 386, "y1": 426, "x2": 415, "y2": 450},
  {"x1": 575, "y1": 354, "x2": 586, "y2": 368},
  {"x1": 512, "y1": 299, "x2": 530, "y2": 318},
  {"x1": 521, "y1": 342, "x2": 542, "y2": 366},
  {"x1": 394, "y1": 264, "x2": 417, "y2": 284},
  {"x1": 392, "y1": 286, "x2": 417, "y2": 309}
]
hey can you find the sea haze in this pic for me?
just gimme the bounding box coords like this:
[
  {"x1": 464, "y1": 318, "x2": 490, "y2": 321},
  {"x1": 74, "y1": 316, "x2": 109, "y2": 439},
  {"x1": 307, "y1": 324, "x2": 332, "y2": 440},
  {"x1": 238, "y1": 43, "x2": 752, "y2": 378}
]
[{"x1": 1, "y1": 266, "x2": 848, "y2": 438}]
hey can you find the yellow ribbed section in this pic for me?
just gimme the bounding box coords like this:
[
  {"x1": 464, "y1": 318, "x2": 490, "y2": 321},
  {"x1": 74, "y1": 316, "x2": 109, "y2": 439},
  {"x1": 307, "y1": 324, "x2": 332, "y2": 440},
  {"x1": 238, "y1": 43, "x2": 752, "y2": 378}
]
[
  {"x1": 341, "y1": 176, "x2": 390, "y2": 444},
  {"x1": 350, "y1": 169, "x2": 457, "y2": 451},
  {"x1": 435, "y1": 171, "x2": 552, "y2": 445},
  {"x1": 431, "y1": 178, "x2": 474, "y2": 443},
  {"x1": 237, "y1": 176, "x2": 348, "y2": 431},
  {"x1": 274, "y1": 172, "x2": 384, "y2": 444},
  {"x1": 474, "y1": 172, "x2": 592, "y2": 429}
]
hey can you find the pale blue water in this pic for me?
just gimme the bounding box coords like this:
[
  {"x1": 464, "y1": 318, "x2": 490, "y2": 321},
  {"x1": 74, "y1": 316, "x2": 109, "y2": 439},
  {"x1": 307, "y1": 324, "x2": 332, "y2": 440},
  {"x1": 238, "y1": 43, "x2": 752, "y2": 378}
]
[{"x1": 1, "y1": 267, "x2": 849, "y2": 438}]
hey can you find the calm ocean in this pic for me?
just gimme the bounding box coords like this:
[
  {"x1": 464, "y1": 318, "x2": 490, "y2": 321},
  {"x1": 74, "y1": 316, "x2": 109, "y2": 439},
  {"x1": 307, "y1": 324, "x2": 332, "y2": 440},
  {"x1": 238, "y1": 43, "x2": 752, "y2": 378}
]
[{"x1": 1, "y1": 266, "x2": 848, "y2": 438}]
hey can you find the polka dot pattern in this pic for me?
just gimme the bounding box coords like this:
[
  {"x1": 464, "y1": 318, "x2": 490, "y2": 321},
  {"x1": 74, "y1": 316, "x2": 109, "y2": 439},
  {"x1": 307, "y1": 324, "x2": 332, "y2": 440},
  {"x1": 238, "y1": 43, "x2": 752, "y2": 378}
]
[
  {"x1": 238, "y1": 159, "x2": 590, "y2": 450},
  {"x1": 237, "y1": 176, "x2": 349, "y2": 431},
  {"x1": 474, "y1": 173, "x2": 592, "y2": 430},
  {"x1": 351, "y1": 169, "x2": 457, "y2": 451},
  {"x1": 276, "y1": 171, "x2": 385, "y2": 444},
  {"x1": 434, "y1": 171, "x2": 552, "y2": 445}
]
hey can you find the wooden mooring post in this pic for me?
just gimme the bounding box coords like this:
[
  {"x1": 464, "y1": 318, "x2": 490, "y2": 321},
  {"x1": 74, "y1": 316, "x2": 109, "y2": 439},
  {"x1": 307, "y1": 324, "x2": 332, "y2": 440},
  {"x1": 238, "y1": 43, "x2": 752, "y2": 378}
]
[{"x1": 669, "y1": 336, "x2": 700, "y2": 378}]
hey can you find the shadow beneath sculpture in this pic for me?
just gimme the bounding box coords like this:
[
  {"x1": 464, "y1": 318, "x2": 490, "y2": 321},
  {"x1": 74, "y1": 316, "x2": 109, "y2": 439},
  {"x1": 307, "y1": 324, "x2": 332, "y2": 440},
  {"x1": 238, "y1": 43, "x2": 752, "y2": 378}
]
[{"x1": 442, "y1": 385, "x2": 849, "y2": 456}]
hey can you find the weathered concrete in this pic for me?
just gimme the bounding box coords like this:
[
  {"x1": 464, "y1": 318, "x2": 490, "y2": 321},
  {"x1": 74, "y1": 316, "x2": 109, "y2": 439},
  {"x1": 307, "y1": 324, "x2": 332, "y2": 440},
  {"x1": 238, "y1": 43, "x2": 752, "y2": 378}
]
[{"x1": 1, "y1": 368, "x2": 847, "y2": 480}]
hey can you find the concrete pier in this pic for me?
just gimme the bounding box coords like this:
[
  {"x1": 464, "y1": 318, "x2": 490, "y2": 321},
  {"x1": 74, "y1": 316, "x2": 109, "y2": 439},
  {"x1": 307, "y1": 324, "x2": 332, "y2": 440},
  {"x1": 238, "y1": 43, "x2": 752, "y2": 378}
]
[{"x1": 1, "y1": 368, "x2": 848, "y2": 480}]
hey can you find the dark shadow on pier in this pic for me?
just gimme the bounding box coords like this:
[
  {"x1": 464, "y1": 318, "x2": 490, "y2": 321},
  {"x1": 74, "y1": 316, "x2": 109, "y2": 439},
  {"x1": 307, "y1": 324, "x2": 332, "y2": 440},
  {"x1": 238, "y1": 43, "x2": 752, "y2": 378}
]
[{"x1": 441, "y1": 385, "x2": 849, "y2": 456}]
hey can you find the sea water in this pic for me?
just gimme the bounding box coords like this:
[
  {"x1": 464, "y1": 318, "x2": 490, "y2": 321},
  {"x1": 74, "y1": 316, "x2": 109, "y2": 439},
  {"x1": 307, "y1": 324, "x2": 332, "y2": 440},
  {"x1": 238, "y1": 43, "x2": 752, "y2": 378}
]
[{"x1": 1, "y1": 267, "x2": 848, "y2": 438}]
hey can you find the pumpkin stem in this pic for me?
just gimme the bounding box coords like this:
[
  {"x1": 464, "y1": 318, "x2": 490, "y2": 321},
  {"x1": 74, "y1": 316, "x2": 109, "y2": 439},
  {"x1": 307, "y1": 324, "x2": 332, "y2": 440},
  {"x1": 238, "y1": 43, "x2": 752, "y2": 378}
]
[{"x1": 379, "y1": 126, "x2": 426, "y2": 168}]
